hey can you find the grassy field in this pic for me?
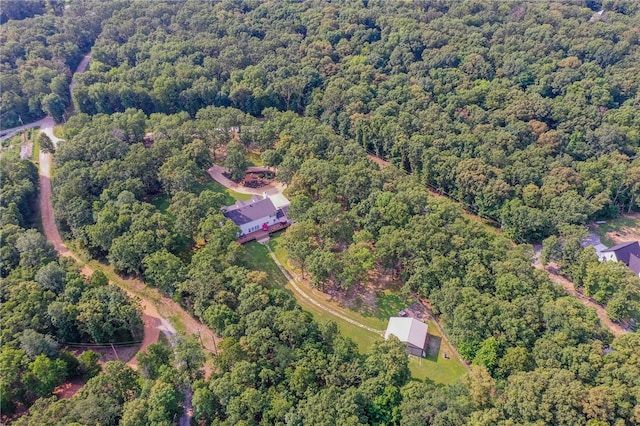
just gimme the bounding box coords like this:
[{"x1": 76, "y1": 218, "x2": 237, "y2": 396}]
[
  {"x1": 592, "y1": 216, "x2": 640, "y2": 246},
  {"x1": 32, "y1": 134, "x2": 40, "y2": 163},
  {"x1": 148, "y1": 176, "x2": 252, "y2": 214},
  {"x1": 199, "y1": 177, "x2": 253, "y2": 204},
  {"x1": 248, "y1": 234, "x2": 468, "y2": 384},
  {"x1": 247, "y1": 150, "x2": 263, "y2": 166},
  {"x1": 53, "y1": 125, "x2": 65, "y2": 139}
]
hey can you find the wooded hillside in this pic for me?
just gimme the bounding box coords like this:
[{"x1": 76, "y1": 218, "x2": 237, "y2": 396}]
[{"x1": 66, "y1": 0, "x2": 640, "y2": 240}]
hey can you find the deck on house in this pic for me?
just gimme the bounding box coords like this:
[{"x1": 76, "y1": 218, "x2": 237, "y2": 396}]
[{"x1": 237, "y1": 222, "x2": 290, "y2": 244}]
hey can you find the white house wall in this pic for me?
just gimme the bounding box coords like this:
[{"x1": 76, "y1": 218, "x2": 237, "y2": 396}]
[{"x1": 239, "y1": 216, "x2": 279, "y2": 235}]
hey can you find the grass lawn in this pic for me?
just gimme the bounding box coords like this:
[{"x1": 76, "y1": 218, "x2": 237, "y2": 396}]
[
  {"x1": 32, "y1": 134, "x2": 40, "y2": 163},
  {"x1": 247, "y1": 150, "x2": 263, "y2": 166},
  {"x1": 592, "y1": 216, "x2": 640, "y2": 246},
  {"x1": 243, "y1": 242, "x2": 289, "y2": 288},
  {"x1": 199, "y1": 178, "x2": 253, "y2": 204},
  {"x1": 53, "y1": 125, "x2": 65, "y2": 139},
  {"x1": 261, "y1": 234, "x2": 468, "y2": 384},
  {"x1": 409, "y1": 318, "x2": 468, "y2": 385},
  {"x1": 148, "y1": 177, "x2": 252, "y2": 214},
  {"x1": 374, "y1": 290, "x2": 411, "y2": 321}
]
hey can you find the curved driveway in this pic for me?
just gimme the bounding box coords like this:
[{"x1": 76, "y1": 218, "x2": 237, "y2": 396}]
[{"x1": 207, "y1": 164, "x2": 286, "y2": 195}]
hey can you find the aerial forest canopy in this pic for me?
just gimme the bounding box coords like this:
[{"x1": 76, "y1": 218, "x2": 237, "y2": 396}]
[
  {"x1": 3, "y1": 0, "x2": 640, "y2": 425},
  {"x1": 0, "y1": 0, "x2": 126, "y2": 127},
  {"x1": 60, "y1": 0, "x2": 640, "y2": 241}
]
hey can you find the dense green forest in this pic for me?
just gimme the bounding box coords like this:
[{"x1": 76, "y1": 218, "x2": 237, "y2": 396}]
[
  {"x1": 0, "y1": 157, "x2": 143, "y2": 417},
  {"x1": 45, "y1": 105, "x2": 640, "y2": 424},
  {"x1": 65, "y1": 0, "x2": 640, "y2": 240},
  {"x1": 3, "y1": 0, "x2": 640, "y2": 424},
  {"x1": 0, "y1": 0, "x2": 126, "y2": 127}
]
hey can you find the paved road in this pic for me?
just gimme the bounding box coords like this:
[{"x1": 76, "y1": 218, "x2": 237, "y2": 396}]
[
  {"x1": 207, "y1": 164, "x2": 285, "y2": 195},
  {"x1": 70, "y1": 54, "x2": 91, "y2": 92},
  {"x1": 0, "y1": 117, "x2": 47, "y2": 143},
  {"x1": 0, "y1": 53, "x2": 91, "y2": 142}
]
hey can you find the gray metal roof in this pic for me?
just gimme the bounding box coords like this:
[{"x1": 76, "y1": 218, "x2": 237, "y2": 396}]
[
  {"x1": 629, "y1": 254, "x2": 640, "y2": 275},
  {"x1": 385, "y1": 317, "x2": 428, "y2": 349},
  {"x1": 602, "y1": 241, "x2": 640, "y2": 265},
  {"x1": 224, "y1": 197, "x2": 277, "y2": 225}
]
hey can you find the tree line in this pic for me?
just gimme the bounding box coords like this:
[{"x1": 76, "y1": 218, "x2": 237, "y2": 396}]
[
  {"x1": 47, "y1": 105, "x2": 640, "y2": 424},
  {"x1": 60, "y1": 0, "x2": 640, "y2": 241},
  {"x1": 0, "y1": 156, "x2": 143, "y2": 418}
]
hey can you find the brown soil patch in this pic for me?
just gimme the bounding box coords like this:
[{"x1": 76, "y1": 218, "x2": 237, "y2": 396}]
[
  {"x1": 54, "y1": 377, "x2": 86, "y2": 399},
  {"x1": 604, "y1": 214, "x2": 640, "y2": 245},
  {"x1": 324, "y1": 266, "x2": 399, "y2": 315}
]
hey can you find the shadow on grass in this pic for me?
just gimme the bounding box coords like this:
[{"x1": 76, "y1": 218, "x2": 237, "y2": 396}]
[
  {"x1": 375, "y1": 291, "x2": 410, "y2": 320},
  {"x1": 425, "y1": 334, "x2": 442, "y2": 362}
]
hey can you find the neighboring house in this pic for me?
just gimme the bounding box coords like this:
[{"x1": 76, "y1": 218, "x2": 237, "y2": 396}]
[
  {"x1": 384, "y1": 317, "x2": 429, "y2": 357},
  {"x1": 600, "y1": 241, "x2": 640, "y2": 276},
  {"x1": 223, "y1": 194, "x2": 289, "y2": 237}
]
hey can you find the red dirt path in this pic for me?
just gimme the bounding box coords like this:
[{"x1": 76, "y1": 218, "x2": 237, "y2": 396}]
[{"x1": 39, "y1": 151, "x2": 161, "y2": 368}]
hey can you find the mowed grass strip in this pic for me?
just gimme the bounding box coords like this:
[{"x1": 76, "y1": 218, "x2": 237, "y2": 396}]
[
  {"x1": 244, "y1": 235, "x2": 467, "y2": 384},
  {"x1": 200, "y1": 178, "x2": 253, "y2": 204}
]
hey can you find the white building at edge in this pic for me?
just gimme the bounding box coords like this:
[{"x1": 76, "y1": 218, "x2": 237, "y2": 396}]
[{"x1": 222, "y1": 193, "x2": 290, "y2": 237}]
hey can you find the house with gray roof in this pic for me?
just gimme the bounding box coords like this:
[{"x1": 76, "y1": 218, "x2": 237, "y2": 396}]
[
  {"x1": 385, "y1": 317, "x2": 429, "y2": 357},
  {"x1": 601, "y1": 241, "x2": 640, "y2": 276},
  {"x1": 223, "y1": 194, "x2": 289, "y2": 237}
]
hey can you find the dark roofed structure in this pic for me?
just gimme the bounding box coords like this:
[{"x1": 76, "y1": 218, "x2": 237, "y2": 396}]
[
  {"x1": 223, "y1": 197, "x2": 277, "y2": 226},
  {"x1": 602, "y1": 241, "x2": 640, "y2": 266},
  {"x1": 629, "y1": 254, "x2": 640, "y2": 276}
]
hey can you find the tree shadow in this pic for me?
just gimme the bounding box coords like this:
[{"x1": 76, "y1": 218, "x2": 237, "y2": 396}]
[{"x1": 425, "y1": 334, "x2": 441, "y2": 362}]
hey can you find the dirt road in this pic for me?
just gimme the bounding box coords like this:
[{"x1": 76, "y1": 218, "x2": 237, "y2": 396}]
[
  {"x1": 38, "y1": 115, "x2": 221, "y2": 357},
  {"x1": 534, "y1": 263, "x2": 629, "y2": 337}
]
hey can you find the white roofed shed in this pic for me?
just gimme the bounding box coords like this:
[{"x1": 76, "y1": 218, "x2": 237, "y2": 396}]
[{"x1": 385, "y1": 317, "x2": 429, "y2": 357}]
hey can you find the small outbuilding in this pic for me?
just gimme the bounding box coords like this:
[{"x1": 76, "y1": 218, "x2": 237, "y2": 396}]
[
  {"x1": 601, "y1": 241, "x2": 640, "y2": 276},
  {"x1": 385, "y1": 317, "x2": 429, "y2": 357}
]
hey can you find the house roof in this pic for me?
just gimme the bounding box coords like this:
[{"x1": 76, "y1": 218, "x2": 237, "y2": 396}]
[
  {"x1": 224, "y1": 197, "x2": 277, "y2": 226},
  {"x1": 602, "y1": 241, "x2": 640, "y2": 265},
  {"x1": 268, "y1": 193, "x2": 290, "y2": 209},
  {"x1": 384, "y1": 317, "x2": 428, "y2": 349},
  {"x1": 629, "y1": 254, "x2": 640, "y2": 275}
]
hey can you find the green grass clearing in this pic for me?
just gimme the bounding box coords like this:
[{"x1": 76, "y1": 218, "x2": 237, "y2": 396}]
[
  {"x1": 247, "y1": 150, "x2": 263, "y2": 166},
  {"x1": 32, "y1": 135, "x2": 40, "y2": 162},
  {"x1": 262, "y1": 234, "x2": 467, "y2": 384},
  {"x1": 53, "y1": 125, "x2": 65, "y2": 139},
  {"x1": 374, "y1": 290, "x2": 411, "y2": 321},
  {"x1": 199, "y1": 177, "x2": 253, "y2": 204},
  {"x1": 408, "y1": 318, "x2": 468, "y2": 384},
  {"x1": 243, "y1": 242, "x2": 289, "y2": 288},
  {"x1": 592, "y1": 216, "x2": 640, "y2": 247}
]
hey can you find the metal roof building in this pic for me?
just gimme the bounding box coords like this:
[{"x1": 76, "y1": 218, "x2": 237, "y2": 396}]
[{"x1": 385, "y1": 317, "x2": 429, "y2": 357}]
